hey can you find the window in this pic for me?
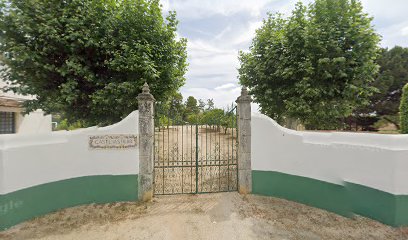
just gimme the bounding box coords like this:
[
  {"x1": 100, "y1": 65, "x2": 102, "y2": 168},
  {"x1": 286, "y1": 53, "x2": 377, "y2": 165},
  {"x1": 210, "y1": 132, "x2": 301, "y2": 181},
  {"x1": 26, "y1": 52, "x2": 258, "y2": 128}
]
[{"x1": 0, "y1": 112, "x2": 15, "y2": 134}]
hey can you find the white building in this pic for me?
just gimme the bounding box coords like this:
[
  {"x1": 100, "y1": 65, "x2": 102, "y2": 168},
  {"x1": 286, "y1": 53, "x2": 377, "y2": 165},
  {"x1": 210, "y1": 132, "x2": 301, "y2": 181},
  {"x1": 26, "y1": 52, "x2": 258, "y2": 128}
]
[{"x1": 0, "y1": 80, "x2": 51, "y2": 134}]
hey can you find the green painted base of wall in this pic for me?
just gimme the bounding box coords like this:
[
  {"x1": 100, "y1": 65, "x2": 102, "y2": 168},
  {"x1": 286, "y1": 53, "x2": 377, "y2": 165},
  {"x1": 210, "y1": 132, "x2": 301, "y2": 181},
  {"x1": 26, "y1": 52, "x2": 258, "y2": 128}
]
[
  {"x1": 346, "y1": 182, "x2": 408, "y2": 227},
  {"x1": 252, "y1": 170, "x2": 351, "y2": 217},
  {"x1": 0, "y1": 174, "x2": 138, "y2": 231},
  {"x1": 252, "y1": 170, "x2": 408, "y2": 227}
]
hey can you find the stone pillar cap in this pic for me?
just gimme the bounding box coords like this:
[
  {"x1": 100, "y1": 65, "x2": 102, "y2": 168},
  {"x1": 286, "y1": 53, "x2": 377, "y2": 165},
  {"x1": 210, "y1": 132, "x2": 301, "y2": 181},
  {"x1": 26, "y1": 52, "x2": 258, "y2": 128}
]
[
  {"x1": 137, "y1": 82, "x2": 155, "y2": 101},
  {"x1": 236, "y1": 86, "x2": 251, "y2": 103}
]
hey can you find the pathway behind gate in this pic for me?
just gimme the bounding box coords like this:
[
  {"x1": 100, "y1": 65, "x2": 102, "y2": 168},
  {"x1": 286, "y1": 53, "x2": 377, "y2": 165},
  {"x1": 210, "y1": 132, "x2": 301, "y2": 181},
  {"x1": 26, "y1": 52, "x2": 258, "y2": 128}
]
[{"x1": 1, "y1": 193, "x2": 407, "y2": 240}]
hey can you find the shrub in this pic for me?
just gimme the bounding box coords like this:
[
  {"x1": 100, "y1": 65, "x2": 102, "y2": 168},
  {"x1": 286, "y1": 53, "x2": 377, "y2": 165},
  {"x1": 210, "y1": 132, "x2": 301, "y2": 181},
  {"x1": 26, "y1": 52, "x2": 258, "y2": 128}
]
[{"x1": 400, "y1": 84, "x2": 408, "y2": 134}]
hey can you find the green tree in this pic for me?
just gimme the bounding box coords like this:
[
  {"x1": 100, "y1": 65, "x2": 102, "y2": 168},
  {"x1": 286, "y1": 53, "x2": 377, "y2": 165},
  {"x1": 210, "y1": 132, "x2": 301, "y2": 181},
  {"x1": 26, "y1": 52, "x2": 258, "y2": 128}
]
[
  {"x1": 55, "y1": 119, "x2": 84, "y2": 131},
  {"x1": 198, "y1": 99, "x2": 206, "y2": 112},
  {"x1": 365, "y1": 47, "x2": 408, "y2": 129},
  {"x1": 0, "y1": 0, "x2": 187, "y2": 126},
  {"x1": 168, "y1": 92, "x2": 185, "y2": 121},
  {"x1": 222, "y1": 104, "x2": 237, "y2": 134},
  {"x1": 185, "y1": 96, "x2": 199, "y2": 116},
  {"x1": 400, "y1": 84, "x2": 408, "y2": 134},
  {"x1": 206, "y1": 99, "x2": 214, "y2": 111},
  {"x1": 238, "y1": 0, "x2": 380, "y2": 129},
  {"x1": 202, "y1": 109, "x2": 224, "y2": 125}
]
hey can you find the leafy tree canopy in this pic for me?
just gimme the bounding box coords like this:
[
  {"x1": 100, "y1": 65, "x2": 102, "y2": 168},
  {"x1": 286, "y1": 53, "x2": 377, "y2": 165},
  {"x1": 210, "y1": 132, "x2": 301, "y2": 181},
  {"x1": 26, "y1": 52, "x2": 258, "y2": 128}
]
[
  {"x1": 198, "y1": 99, "x2": 206, "y2": 112},
  {"x1": 239, "y1": 0, "x2": 380, "y2": 129},
  {"x1": 185, "y1": 96, "x2": 199, "y2": 115},
  {"x1": 372, "y1": 47, "x2": 408, "y2": 126},
  {"x1": 206, "y1": 98, "x2": 214, "y2": 111},
  {"x1": 0, "y1": 0, "x2": 187, "y2": 126},
  {"x1": 373, "y1": 47, "x2": 408, "y2": 116},
  {"x1": 351, "y1": 46, "x2": 408, "y2": 130}
]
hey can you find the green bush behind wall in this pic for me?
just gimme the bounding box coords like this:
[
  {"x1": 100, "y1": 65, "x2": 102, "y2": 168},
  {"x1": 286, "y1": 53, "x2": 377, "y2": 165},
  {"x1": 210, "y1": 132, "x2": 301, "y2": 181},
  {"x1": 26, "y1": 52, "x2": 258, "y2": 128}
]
[{"x1": 400, "y1": 83, "x2": 408, "y2": 134}]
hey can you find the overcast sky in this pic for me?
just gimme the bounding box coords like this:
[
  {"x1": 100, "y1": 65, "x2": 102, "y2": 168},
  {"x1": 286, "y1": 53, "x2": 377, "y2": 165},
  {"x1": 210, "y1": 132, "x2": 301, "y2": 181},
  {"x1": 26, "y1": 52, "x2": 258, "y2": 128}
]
[{"x1": 160, "y1": 0, "x2": 408, "y2": 109}]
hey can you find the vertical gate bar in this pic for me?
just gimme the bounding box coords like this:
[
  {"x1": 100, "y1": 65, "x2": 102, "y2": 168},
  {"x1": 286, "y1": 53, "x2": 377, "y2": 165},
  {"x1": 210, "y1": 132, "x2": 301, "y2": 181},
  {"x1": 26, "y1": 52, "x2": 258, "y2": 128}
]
[
  {"x1": 221, "y1": 119, "x2": 224, "y2": 191},
  {"x1": 212, "y1": 122, "x2": 214, "y2": 192},
  {"x1": 181, "y1": 122, "x2": 184, "y2": 193},
  {"x1": 205, "y1": 124, "x2": 208, "y2": 192},
  {"x1": 227, "y1": 115, "x2": 230, "y2": 191},
  {"x1": 190, "y1": 124, "x2": 193, "y2": 193},
  {"x1": 209, "y1": 123, "x2": 212, "y2": 192},
  {"x1": 195, "y1": 123, "x2": 199, "y2": 193},
  {"x1": 218, "y1": 120, "x2": 221, "y2": 191},
  {"x1": 231, "y1": 111, "x2": 234, "y2": 190},
  {"x1": 215, "y1": 122, "x2": 217, "y2": 191},
  {"x1": 176, "y1": 114, "x2": 179, "y2": 166},
  {"x1": 209, "y1": 124, "x2": 212, "y2": 165},
  {"x1": 176, "y1": 115, "x2": 179, "y2": 193},
  {"x1": 171, "y1": 111, "x2": 174, "y2": 193},
  {"x1": 221, "y1": 117, "x2": 225, "y2": 190},
  {"x1": 200, "y1": 124, "x2": 203, "y2": 192},
  {"x1": 206, "y1": 124, "x2": 208, "y2": 166},
  {"x1": 172, "y1": 112, "x2": 175, "y2": 166},
  {"x1": 236, "y1": 109, "x2": 239, "y2": 190},
  {"x1": 162, "y1": 109, "x2": 165, "y2": 194},
  {"x1": 153, "y1": 106, "x2": 156, "y2": 194},
  {"x1": 166, "y1": 110, "x2": 170, "y2": 194}
]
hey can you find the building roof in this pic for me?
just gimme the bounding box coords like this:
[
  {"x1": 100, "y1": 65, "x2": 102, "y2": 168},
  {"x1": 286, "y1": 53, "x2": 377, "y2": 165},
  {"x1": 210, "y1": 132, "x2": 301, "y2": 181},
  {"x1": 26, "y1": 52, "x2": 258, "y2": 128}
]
[{"x1": 0, "y1": 96, "x2": 23, "y2": 108}]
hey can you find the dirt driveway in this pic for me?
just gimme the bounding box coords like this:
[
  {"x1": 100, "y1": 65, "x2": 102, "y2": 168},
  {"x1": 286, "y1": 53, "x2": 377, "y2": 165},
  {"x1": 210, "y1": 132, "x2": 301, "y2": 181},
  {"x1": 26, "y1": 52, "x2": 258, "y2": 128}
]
[{"x1": 1, "y1": 192, "x2": 407, "y2": 240}]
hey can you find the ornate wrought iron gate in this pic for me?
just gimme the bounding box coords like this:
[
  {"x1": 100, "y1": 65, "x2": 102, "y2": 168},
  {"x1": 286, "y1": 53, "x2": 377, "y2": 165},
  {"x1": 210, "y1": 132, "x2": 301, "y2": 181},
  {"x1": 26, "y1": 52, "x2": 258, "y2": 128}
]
[{"x1": 153, "y1": 104, "x2": 238, "y2": 195}]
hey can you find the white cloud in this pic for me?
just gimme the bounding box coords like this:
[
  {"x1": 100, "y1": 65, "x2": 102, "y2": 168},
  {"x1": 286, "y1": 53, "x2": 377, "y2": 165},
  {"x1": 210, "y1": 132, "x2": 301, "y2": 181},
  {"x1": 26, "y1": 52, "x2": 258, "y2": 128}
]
[
  {"x1": 184, "y1": 39, "x2": 239, "y2": 89},
  {"x1": 232, "y1": 20, "x2": 263, "y2": 45},
  {"x1": 361, "y1": 0, "x2": 408, "y2": 23},
  {"x1": 401, "y1": 26, "x2": 408, "y2": 37},
  {"x1": 375, "y1": 20, "x2": 408, "y2": 47},
  {"x1": 181, "y1": 84, "x2": 241, "y2": 109},
  {"x1": 215, "y1": 25, "x2": 233, "y2": 40},
  {"x1": 181, "y1": 84, "x2": 261, "y2": 113},
  {"x1": 162, "y1": 0, "x2": 273, "y2": 19},
  {"x1": 215, "y1": 83, "x2": 236, "y2": 90}
]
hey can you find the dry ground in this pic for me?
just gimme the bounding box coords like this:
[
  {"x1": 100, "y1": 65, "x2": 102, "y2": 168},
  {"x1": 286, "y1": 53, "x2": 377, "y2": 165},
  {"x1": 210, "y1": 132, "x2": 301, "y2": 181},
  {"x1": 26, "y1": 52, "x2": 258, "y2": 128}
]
[{"x1": 1, "y1": 192, "x2": 407, "y2": 240}]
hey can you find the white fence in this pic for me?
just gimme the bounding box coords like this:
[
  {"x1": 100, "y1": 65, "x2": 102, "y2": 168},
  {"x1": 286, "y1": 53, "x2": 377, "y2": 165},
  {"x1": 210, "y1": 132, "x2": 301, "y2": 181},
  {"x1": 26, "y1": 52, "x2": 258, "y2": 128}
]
[
  {"x1": 251, "y1": 112, "x2": 408, "y2": 226},
  {"x1": 0, "y1": 111, "x2": 139, "y2": 230}
]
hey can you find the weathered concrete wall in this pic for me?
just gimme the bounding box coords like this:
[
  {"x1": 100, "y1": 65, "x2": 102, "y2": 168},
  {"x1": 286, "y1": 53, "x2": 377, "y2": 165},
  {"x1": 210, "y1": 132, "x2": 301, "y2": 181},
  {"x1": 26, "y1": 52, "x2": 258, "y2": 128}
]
[
  {"x1": 15, "y1": 110, "x2": 52, "y2": 134},
  {"x1": 0, "y1": 111, "x2": 139, "y2": 230},
  {"x1": 251, "y1": 112, "x2": 408, "y2": 226}
]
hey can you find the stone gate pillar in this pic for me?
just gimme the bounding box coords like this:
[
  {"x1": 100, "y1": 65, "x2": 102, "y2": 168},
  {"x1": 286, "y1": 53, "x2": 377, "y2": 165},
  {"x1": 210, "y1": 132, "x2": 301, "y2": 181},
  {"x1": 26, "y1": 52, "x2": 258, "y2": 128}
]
[
  {"x1": 137, "y1": 83, "x2": 155, "y2": 201},
  {"x1": 236, "y1": 87, "x2": 252, "y2": 194}
]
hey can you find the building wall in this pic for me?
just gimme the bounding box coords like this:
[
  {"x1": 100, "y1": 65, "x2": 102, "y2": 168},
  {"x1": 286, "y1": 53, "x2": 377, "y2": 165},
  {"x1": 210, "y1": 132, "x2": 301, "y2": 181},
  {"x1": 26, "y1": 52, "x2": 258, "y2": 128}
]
[
  {"x1": 0, "y1": 107, "x2": 52, "y2": 134},
  {"x1": 1, "y1": 78, "x2": 51, "y2": 134},
  {"x1": 15, "y1": 110, "x2": 52, "y2": 134},
  {"x1": 0, "y1": 111, "x2": 139, "y2": 230},
  {"x1": 251, "y1": 112, "x2": 408, "y2": 227}
]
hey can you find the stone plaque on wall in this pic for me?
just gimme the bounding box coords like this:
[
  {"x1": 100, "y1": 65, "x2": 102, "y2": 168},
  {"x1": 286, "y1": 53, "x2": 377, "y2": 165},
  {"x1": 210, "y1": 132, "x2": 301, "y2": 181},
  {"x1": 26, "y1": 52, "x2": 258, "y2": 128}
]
[{"x1": 89, "y1": 134, "x2": 137, "y2": 150}]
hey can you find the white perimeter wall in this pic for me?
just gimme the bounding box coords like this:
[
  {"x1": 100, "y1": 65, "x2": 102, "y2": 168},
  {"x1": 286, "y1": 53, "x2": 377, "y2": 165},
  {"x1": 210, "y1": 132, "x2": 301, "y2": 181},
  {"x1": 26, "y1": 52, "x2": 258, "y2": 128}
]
[
  {"x1": 0, "y1": 111, "x2": 139, "y2": 195},
  {"x1": 252, "y1": 113, "x2": 408, "y2": 195},
  {"x1": 15, "y1": 110, "x2": 52, "y2": 134}
]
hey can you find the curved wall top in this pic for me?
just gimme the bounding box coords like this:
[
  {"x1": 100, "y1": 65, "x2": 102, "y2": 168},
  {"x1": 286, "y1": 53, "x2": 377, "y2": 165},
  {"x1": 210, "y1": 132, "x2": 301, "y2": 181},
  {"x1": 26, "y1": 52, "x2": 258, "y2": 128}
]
[
  {"x1": 252, "y1": 112, "x2": 408, "y2": 195},
  {"x1": 0, "y1": 111, "x2": 139, "y2": 195}
]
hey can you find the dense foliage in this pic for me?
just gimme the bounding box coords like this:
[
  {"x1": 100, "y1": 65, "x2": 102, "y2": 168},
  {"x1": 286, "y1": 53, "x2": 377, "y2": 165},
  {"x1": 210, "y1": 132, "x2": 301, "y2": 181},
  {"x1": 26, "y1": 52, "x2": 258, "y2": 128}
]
[
  {"x1": 238, "y1": 0, "x2": 380, "y2": 129},
  {"x1": 358, "y1": 47, "x2": 408, "y2": 129},
  {"x1": 400, "y1": 84, "x2": 408, "y2": 134},
  {"x1": 0, "y1": 0, "x2": 187, "y2": 126}
]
